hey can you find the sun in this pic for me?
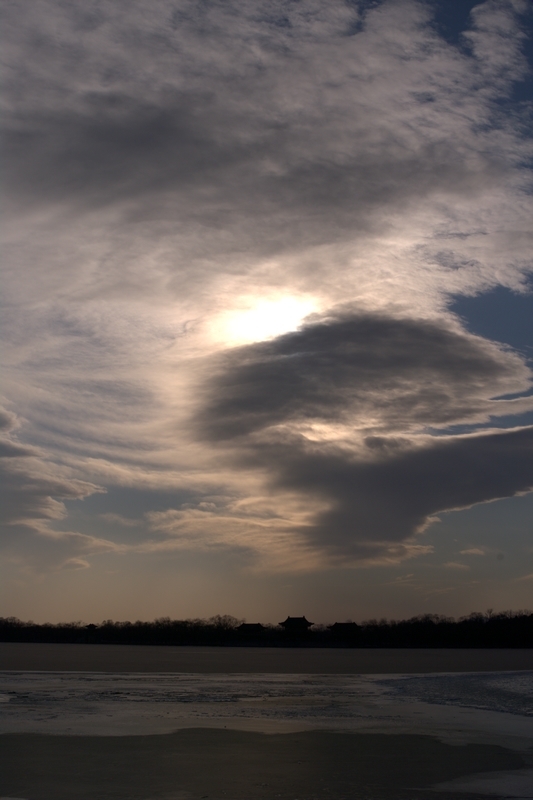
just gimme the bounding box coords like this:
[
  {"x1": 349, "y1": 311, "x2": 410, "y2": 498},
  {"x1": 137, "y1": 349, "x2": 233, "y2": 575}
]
[{"x1": 215, "y1": 296, "x2": 317, "y2": 345}]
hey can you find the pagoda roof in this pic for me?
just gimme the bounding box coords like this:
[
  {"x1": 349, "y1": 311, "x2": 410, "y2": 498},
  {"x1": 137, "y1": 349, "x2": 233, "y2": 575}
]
[
  {"x1": 237, "y1": 623, "x2": 265, "y2": 631},
  {"x1": 279, "y1": 616, "x2": 313, "y2": 628},
  {"x1": 328, "y1": 621, "x2": 359, "y2": 629}
]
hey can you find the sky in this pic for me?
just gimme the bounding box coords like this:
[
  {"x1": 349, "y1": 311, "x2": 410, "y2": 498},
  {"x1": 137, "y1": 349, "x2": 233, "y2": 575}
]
[{"x1": 1, "y1": 0, "x2": 532, "y2": 624}]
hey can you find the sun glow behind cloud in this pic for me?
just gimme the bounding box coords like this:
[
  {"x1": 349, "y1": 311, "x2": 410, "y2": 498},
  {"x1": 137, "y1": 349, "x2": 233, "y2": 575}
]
[{"x1": 213, "y1": 296, "x2": 318, "y2": 345}]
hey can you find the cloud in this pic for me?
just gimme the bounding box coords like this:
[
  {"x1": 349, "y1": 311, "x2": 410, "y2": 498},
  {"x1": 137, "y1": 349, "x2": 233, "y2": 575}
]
[
  {"x1": 144, "y1": 503, "x2": 317, "y2": 570},
  {"x1": 0, "y1": 452, "x2": 102, "y2": 528},
  {"x1": 0, "y1": 407, "x2": 18, "y2": 432},
  {"x1": 460, "y1": 548, "x2": 486, "y2": 556},
  {"x1": 256, "y1": 425, "x2": 533, "y2": 561},
  {"x1": 0, "y1": 407, "x2": 115, "y2": 570},
  {"x1": 197, "y1": 311, "x2": 532, "y2": 441},
  {"x1": 99, "y1": 513, "x2": 141, "y2": 527},
  {"x1": 195, "y1": 314, "x2": 533, "y2": 562},
  {"x1": 58, "y1": 557, "x2": 91, "y2": 571},
  {"x1": 1, "y1": 523, "x2": 121, "y2": 574},
  {"x1": 0, "y1": 439, "x2": 39, "y2": 458},
  {"x1": 1, "y1": 0, "x2": 532, "y2": 579},
  {"x1": 3, "y1": 0, "x2": 532, "y2": 312}
]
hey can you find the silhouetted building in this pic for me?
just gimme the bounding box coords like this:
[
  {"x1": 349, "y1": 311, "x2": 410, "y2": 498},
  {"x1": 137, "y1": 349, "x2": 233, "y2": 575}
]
[
  {"x1": 328, "y1": 622, "x2": 360, "y2": 638},
  {"x1": 279, "y1": 616, "x2": 313, "y2": 632},
  {"x1": 328, "y1": 622, "x2": 359, "y2": 633},
  {"x1": 236, "y1": 623, "x2": 265, "y2": 634}
]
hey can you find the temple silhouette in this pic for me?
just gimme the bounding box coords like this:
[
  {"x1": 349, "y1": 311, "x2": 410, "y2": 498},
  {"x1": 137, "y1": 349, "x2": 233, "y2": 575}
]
[
  {"x1": 236, "y1": 623, "x2": 265, "y2": 636},
  {"x1": 279, "y1": 616, "x2": 313, "y2": 632},
  {"x1": 328, "y1": 622, "x2": 359, "y2": 634}
]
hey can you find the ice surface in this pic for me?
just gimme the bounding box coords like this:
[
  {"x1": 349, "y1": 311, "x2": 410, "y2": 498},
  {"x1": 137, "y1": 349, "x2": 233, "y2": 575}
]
[
  {"x1": 1, "y1": 670, "x2": 532, "y2": 798},
  {"x1": 433, "y1": 768, "x2": 533, "y2": 797},
  {"x1": 0, "y1": 670, "x2": 531, "y2": 751},
  {"x1": 379, "y1": 671, "x2": 533, "y2": 716}
]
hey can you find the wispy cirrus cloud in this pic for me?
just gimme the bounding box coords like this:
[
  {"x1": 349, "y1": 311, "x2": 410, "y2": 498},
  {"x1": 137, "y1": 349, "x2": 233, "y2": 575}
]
[{"x1": 0, "y1": 406, "x2": 117, "y2": 571}]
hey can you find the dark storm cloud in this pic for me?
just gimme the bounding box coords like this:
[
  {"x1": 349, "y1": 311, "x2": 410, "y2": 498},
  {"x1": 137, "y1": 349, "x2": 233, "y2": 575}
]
[
  {"x1": 196, "y1": 314, "x2": 533, "y2": 560},
  {"x1": 197, "y1": 313, "x2": 530, "y2": 441}
]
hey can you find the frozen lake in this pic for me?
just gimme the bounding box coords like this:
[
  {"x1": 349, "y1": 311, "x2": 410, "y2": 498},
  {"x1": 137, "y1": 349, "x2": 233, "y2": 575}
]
[
  {"x1": 1, "y1": 664, "x2": 532, "y2": 798},
  {"x1": 0, "y1": 669, "x2": 531, "y2": 745}
]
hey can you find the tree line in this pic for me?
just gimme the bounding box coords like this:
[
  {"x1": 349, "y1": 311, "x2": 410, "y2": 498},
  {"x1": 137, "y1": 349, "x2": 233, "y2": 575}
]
[{"x1": 0, "y1": 610, "x2": 531, "y2": 647}]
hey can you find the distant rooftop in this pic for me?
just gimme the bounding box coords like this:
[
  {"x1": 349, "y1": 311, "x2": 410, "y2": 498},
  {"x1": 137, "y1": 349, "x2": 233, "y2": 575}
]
[{"x1": 279, "y1": 616, "x2": 313, "y2": 630}]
